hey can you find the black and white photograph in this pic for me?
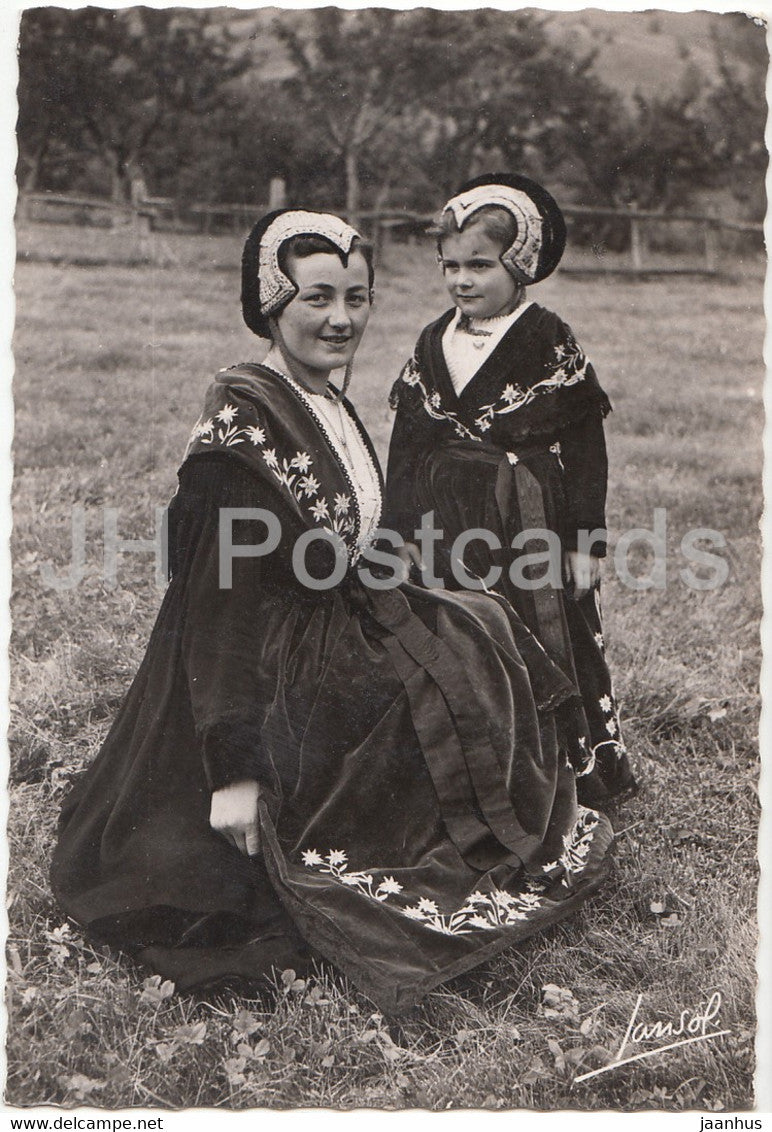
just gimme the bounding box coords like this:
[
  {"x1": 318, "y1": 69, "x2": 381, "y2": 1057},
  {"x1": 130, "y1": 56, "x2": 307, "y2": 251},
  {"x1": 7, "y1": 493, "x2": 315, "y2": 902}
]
[{"x1": 2, "y1": 1, "x2": 768, "y2": 1117}]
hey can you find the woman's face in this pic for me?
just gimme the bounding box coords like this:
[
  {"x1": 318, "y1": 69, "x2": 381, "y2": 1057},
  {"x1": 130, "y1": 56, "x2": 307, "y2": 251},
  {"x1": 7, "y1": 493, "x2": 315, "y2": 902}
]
[
  {"x1": 275, "y1": 250, "x2": 371, "y2": 383},
  {"x1": 439, "y1": 224, "x2": 519, "y2": 320}
]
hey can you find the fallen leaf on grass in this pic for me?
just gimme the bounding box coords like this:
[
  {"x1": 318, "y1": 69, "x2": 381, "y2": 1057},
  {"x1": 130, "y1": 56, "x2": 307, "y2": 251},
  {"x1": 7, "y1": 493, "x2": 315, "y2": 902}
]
[
  {"x1": 222, "y1": 1057, "x2": 247, "y2": 1086},
  {"x1": 139, "y1": 975, "x2": 175, "y2": 1006},
  {"x1": 708, "y1": 707, "x2": 727, "y2": 722},
  {"x1": 453, "y1": 1029, "x2": 474, "y2": 1047},
  {"x1": 62, "y1": 1010, "x2": 91, "y2": 1039},
  {"x1": 280, "y1": 968, "x2": 307, "y2": 993},
  {"x1": 321, "y1": 1055, "x2": 335, "y2": 1068},
  {"x1": 521, "y1": 1055, "x2": 548, "y2": 1084},
  {"x1": 154, "y1": 1042, "x2": 176, "y2": 1064},
  {"x1": 50, "y1": 945, "x2": 71, "y2": 968},
  {"x1": 540, "y1": 983, "x2": 580, "y2": 1023},
  {"x1": 171, "y1": 1021, "x2": 207, "y2": 1045},
  {"x1": 252, "y1": 1038, "x2": 271, "y2": 1059},
  {"x1": 649, "y1": 900, "x2": 666, "y2": 915},
  {"x1": 59, "y1": 1073, "x2": 105, "y2": 1100},
  {"x1": 8, "y1": 946, "x2": 23, "y2": 976},
  {"x1": 547, "y1": 1037, "x2": 566, "y2": 1074},
  {"x1": 232, "y1": 1009, "x2": 262, "y2": 1036},
  {"x1": 304, "y1": 984, "x2": 331, "y2": 1006},
  {"x1": 579, "y1": 1016, "x2": 595, "y2": 1036}
]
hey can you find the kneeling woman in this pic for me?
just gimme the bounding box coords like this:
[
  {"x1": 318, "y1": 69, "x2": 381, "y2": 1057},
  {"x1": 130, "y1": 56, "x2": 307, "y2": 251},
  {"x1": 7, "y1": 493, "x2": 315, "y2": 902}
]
[{"x1": 51, "y1": 210, "x2": 613, "y2": 1014}]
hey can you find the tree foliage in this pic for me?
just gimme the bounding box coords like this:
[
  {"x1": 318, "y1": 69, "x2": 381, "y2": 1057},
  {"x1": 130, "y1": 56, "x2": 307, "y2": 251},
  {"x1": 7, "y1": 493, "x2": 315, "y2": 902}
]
[
  {"x1": 16, "y1": 8, "x2": 767, "y2": 223},
  {"x1": 17, "y1": 8, "x2": 249, "y2": 201}
]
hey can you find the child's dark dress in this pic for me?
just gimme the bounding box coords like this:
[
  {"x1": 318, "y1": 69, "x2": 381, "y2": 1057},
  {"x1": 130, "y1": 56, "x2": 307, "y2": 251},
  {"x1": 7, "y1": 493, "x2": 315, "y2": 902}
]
[{"x1": 384, "y1": 303, "x2": 636, "y2": 803}]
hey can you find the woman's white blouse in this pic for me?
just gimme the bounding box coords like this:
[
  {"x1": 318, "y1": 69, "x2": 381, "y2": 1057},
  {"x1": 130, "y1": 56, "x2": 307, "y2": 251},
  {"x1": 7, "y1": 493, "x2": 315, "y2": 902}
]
[{"x1": 308, "y1": 392, "x2": 382, "y2": 551}]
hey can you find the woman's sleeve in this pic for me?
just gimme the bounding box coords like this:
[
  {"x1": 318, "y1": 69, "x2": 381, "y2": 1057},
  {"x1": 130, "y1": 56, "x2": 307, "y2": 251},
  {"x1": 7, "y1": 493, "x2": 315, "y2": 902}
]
[
  {"x1": 170, "y1": 455, "x2": 292, "y2": 793},
  {"x1": 382, "y1": 351, "x2": 433, "y2": 542},
  {"x1": 557, "y1": 407, "x2": 609, "y2": 558}
]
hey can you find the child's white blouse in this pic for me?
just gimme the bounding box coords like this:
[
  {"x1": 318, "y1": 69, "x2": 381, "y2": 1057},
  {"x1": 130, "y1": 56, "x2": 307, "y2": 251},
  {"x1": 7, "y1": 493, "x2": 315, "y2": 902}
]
[{"x1": 442, "y1": 302, "x2": 533, "y2": 396}]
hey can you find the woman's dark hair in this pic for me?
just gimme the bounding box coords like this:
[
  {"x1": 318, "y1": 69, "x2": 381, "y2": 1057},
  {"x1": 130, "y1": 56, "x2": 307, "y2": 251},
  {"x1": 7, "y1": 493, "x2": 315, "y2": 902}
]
[
  {"x1": 242, "y1": 220, "x2": 374, "y2": 339},
  {"x1": 434, "y1": 205, "x2": 518, "y2": 256},
  {"x1": 278, "y1": 234, "x2": 375, "y2": 291}
]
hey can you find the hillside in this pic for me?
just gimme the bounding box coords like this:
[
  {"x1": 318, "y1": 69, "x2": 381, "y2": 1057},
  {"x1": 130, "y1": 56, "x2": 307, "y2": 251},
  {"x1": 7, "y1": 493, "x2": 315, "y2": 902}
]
[{"x1": 221, "y1": 8, "x2": 763, "y2": 107}]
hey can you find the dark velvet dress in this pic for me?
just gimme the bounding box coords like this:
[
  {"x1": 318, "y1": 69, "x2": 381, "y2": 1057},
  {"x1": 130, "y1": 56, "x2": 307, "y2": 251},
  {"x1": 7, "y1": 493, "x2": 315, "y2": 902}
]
[
  {"x1": 51, "y1": 364, "x2": 614, "y2": 1014},
  {"x1": 384, "y1": 304, "x2": 636, "y2": 804}
]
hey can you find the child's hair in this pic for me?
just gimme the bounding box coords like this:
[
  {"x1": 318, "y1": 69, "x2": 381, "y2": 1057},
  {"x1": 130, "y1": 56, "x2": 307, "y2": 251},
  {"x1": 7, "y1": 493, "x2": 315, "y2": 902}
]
[
  {"x1": 434, "y1": 205, "x2": 518, "y2": 256},
  {"x1": 278, "y1": 233, "x2": 375, "y2": 291}
]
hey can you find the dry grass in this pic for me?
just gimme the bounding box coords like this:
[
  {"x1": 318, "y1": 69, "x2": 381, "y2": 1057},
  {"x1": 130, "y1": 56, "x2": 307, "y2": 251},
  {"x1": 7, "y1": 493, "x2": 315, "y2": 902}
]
[{"x1": 6, "y1": 229, "x2": 763, "y2": 1110}]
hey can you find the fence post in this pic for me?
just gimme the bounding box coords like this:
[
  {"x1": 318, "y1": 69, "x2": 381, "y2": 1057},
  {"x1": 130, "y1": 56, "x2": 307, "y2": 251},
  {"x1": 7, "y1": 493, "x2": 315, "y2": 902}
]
[
  {"x1": 703, "y1": 218, "x2": 718, "y2": 273},
  {"x1": 629, "y1": 203, "x2": 643, "y2": 272},
  {"x1": 269, "y1": 178, "x2": 287, "y2": 210}
]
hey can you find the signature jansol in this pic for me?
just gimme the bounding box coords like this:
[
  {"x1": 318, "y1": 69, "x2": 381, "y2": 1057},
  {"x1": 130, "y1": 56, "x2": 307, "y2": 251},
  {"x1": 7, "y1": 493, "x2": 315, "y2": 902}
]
[{"x1": 574, "y1": 991, "x2": 731, "y2": 1083}]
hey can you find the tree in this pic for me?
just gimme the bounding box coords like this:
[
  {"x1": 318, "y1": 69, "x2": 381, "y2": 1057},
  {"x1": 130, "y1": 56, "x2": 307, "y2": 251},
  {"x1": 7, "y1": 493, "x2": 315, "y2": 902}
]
[
  {"x1": 17, "y1": 8, "x2": 249, "y2": 202},
  {"x1": 705, "y1": 14, "x2": 767, "y2": 219},
  {"x1": 272, "y1": 8, "x2": 520, "y2": 223},
  {"x1": 271, "y1": 9, "x2": 631, "y2": 219}
]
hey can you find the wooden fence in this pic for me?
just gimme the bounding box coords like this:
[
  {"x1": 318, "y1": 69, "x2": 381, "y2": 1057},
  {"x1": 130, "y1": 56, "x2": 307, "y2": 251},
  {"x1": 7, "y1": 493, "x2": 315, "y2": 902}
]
[{"x1": 16, "y1": 191, "x2": 763, "y2": 276}]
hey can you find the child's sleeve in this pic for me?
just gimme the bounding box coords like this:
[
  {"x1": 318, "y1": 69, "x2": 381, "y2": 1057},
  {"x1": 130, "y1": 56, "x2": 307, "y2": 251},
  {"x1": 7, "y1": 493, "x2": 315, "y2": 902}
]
[{"x1": 558, "y1": 409, "x2": 608, "y2": 557}]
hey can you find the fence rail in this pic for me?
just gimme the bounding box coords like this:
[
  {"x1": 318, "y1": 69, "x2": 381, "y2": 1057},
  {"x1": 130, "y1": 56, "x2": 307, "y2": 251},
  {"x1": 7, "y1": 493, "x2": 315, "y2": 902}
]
[{"x1": 16, "y1": 191, "x2": 763, "y2": 276}]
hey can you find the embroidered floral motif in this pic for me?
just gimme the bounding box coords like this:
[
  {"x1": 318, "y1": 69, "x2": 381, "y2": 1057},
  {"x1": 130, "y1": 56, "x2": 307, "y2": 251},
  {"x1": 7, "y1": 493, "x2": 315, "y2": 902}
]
[
  {"x1": 398, "y1": 333, "x2": 589, "y2": 442},
  {"x1": 398, "y1": 358, "x2": 481, "y2": 442},
  {"x1": 476, "y1": 336, "x2": 590, "y2": 425},
  {"x1": 187, "y1": 403, "x2": 357, "y2": 547},
  {"x1": 595, "y1": 690, "x2": 627, "y2": 760},
  {"x1": 300, "y1": 808, "x2": 601, "y2": 937}
]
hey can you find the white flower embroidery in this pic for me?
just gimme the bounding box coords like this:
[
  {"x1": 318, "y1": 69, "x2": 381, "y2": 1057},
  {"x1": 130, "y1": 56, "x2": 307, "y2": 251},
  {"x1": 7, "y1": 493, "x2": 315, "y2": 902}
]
[
  {"x1": 417, "y1": 898, "x2": 439, "y2": 915},
  {"x1": 292, "y1": 452, "x2": 312, "y2": 473},
  {"x1": 216, "y1": 404, "x2": 238, "y2": 426},
  {"x1": 605, "y1": 718, "x2": 618, "y2": 737},
  {"x1": 491, "y1": 337, "x2": 589, "y2": 422},
  {"x1": 298, "y1": 474, "x2": 320, "y2": 498},
  {"x1": 594, "y1": 632, "x2": 604, "y2": 650},
  {"x1": 399, "y1": 357, "x2": 481, "y2": 442},
  {"x1": 378, "y1": 876, "x2": 403, "y2": 896},
  {"x1": 188, "y1": 401, "x2": 359, "y2": 551},
  {"x1": 598, "y1": 694, "x2": 613, "y2": 714},
  {"x1": 299, "y1": 809, "x2": 602, "y2": 937}
]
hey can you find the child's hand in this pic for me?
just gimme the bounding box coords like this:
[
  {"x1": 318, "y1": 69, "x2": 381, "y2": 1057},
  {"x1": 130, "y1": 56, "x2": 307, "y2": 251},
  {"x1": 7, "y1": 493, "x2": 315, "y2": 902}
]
[
  {"x1": 563, "y1": 551, "x2": 600, "y2": 600},
  {"x1": 396, "y1": 541, "x2": 424, "y2": 581}
]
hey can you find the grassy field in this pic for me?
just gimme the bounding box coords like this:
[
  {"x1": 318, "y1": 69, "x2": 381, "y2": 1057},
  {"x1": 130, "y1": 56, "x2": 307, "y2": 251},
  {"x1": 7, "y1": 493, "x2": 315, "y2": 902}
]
[{"x1": 6, "y1": 230, "x2": 764, "y2": 1110}]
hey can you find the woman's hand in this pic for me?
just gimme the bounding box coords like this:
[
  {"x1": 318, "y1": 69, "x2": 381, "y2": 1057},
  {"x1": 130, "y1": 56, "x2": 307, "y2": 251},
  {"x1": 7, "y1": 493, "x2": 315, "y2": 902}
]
[
  {"x1": 563, "y1": 551, "x2": 600, "y2": 601},
  {"x1": 209, "y1": 779, "x2": 261, "y2": 857}
]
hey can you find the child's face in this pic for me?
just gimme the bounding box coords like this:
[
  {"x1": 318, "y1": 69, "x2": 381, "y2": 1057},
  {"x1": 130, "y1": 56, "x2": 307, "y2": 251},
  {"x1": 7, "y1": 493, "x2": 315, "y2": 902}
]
[{"x1": 439, "y1": 225, "x2": 519, "y2": 320}]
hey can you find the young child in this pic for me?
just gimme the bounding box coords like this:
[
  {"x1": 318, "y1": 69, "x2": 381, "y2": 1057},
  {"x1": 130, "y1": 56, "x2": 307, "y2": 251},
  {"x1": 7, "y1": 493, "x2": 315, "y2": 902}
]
[{"x1": 384, "y1": 172, "x2": 635, "y2": 803}]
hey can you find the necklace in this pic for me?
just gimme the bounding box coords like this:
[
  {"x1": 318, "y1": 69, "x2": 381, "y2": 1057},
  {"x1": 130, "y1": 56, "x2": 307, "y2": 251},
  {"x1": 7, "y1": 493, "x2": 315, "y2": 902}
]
[{"x1": 318, "y1": 397, "x2": 369, "y2": 496}]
